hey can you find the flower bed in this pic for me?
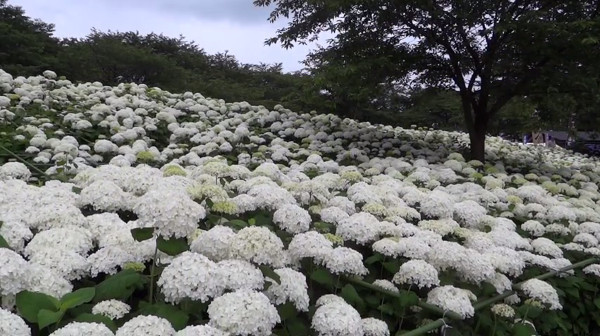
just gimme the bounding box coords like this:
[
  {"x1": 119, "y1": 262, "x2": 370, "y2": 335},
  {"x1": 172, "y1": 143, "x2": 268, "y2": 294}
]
[{"x1": 1, "y1": 69, "x2": 600, "y2": 335}]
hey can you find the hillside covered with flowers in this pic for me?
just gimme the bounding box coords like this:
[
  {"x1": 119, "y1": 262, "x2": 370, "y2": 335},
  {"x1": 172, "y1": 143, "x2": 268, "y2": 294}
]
[{"x1": 1, "y1": 69, "x2": 600, "y2": 336}]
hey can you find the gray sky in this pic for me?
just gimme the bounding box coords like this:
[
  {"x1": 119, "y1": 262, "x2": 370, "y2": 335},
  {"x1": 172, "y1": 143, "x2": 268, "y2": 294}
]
[{"x1": 12, "y1": 0, "x2": 328, "y2": 72}]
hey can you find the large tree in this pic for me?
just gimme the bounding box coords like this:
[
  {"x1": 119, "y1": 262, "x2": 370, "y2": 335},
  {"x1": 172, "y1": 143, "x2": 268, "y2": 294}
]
[{"x1": 254, "y1": 0, "x2": 600, "y2": 161}]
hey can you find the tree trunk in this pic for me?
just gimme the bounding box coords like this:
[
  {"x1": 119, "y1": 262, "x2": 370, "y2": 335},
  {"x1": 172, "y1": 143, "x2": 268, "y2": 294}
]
[{"x1": 469, "y1": 112, "x2": 488, "y2": 162}]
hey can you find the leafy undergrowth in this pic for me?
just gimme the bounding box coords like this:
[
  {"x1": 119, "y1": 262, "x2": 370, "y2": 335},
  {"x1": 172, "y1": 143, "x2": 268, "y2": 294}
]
[{"x1": 1, "y1": 69, "x2": 600, "y2": 336}]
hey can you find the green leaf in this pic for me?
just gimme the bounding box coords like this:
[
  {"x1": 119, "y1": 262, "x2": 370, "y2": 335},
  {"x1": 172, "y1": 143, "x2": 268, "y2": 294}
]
[
  {"x1": 138, "y1": 302, "x2": 189, "y2": 330},
  {"x1": 94, "y1": 269, "x2": 146, "y2": 303},
  {"x1": 398, "y1": 290, "x2": 419, "y2": 307},
  {"x1": 0, "y1": 234, "x2": 9, "y2": 249},
  {"x1": 365, "y1": 253, "x2": 384, "y2": 265},
  {"x1": 512, "y1": 322, "x2": 537, "y2": 336},
  {"x1": 382, "y1": 260, "x2": 400, "y2": 274},
  {"x1": 260, "y1": 265, "x2": 281, "y2": 284},
  {"x1": 378, "y1": 303, "x2": 395, "y2": 315},
  {"x1": 16, "y1": 291, "x2": 60, "y2": 323},
  {"x1": 277, "y1": 302, "x2": 297, "y2": 320},
  {"x1": 594, "y1": 297, "x2": 600, "y2": 309},
  {"x1": 564, "y1": 286, "x2": 580, "y2": 299},
  {"x1": 254, "y1": 211, "x2": 272, "y2": 226},
  {"x1": 310, "y1": 268, "x2": 335, "y2": 287},
  {"x1": 156, "y1": 236, "x2": 189, "y2": 256},
  {"x1": 227, "y1": 219, "x2": 248, "y2": 229},
  {"x1": 286, "y1": 317, "x2": 309, "y2": 336},
  {"x1": 38, "y1": 309, "x2": 64, "y2": 329},
  {"x1": 340, "y1": 284, "x2": 362, "y2": 304},
  {"x1": 73, "y1": 313, "x2": 117, "y2": 332},
  {"x1": 60, "y1": 287, "x2": 95, "y2": 310},
  {"x1": 131, "y1": 228, "x2": 154, "y2": 242}
]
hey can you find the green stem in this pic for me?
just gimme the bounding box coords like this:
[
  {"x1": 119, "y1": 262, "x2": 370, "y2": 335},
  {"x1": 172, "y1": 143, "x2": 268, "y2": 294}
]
[
  {"x1": 0, "y1": 144, "x2": 47, "y2": 177},
  {"x1": 148, "y1": 243, "x2": 158, "y2": 304},
  {"x1": 490, "y1": 316, "x2": 497, "y2": 336}
]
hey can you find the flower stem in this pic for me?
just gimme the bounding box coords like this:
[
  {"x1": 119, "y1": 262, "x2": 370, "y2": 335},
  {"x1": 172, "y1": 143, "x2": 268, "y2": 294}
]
[{"x1": 148, "y1": 243, "x2": 158, "y2": 304}]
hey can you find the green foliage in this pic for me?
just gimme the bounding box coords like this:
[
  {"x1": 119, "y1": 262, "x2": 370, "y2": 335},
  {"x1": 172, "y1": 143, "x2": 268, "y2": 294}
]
[
  {"x1": 16, "y1": 291, "x2": 60, "y2": 324},
  {"x1": 16, "y1": 288, "x2": 95, "y2": 330},
  {"x1": 156, "y1": 236, "x2": 189, "y2": 256},
  {"x1": 94, "y1": 269, "x2": 147, "y2": 302},
  {"x1": 130, "y1": 227, "x2": 155, "y2": 242}
]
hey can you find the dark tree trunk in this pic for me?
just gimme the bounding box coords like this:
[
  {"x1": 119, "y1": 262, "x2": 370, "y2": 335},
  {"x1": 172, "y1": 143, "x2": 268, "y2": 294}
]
[{"x1": 469, "y1": 111, "x2": 488, "y2": 162}]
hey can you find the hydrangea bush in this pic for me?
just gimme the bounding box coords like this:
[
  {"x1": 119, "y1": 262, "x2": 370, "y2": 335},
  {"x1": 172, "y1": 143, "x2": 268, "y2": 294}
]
[{"x1": 1, "y1": 68, "x2": 600, "y2": 335}]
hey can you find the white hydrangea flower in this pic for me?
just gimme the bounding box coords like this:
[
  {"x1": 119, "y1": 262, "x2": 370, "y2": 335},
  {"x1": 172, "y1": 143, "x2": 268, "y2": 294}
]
[
  {"x1": 228, "y1": 227, "x2": 285, "y2": 267},
  {"x1": 324, "y1": 247, "x2": 368, "y2": 276},
  {"x1": 265, "y1": 267, "x2": 309, "y2": 311},
  {"x1": 453, "y1": 200, "x2": 487, "y2": 229},
  {"x1": 490, "y1": 304, "x2": 515, "y2": 318},
  {"x1": 531, "y1": 237, "x2": 563, "y2": 258},
  {"x1": 287, "y1": 231, "x2": 333, "y2": 264},
  {"x1": 361, "y1": 317, "x2": 390, "y2": 336},
  {"x1": 521, "y1": 220, "x2": 545, "y2": 237},
  {"x1": 583, "y1": 264, "x2": 600, "y2": 277},
  {"x1": 372, "y1": 279, "x2": 399, "y2": 293},
  {"x1": 417, "y1": 219, "x2": 459, "y2": 237},
  {"x1": 336, "y1": 212, "x2": 382, "y2": 245},
  {"x1": 0, "y1": 162, "x2": 31, "y2": 181},
  {"x1": 311, "y1": 300, "x2": 363, "y2": 336},
  {"x1": 208, "y1": 289, "x2": 280, "y2": 336},
  {"x1": 157, "y1": 252, "x2": 224, "y2": 303},
  {"x1": 315, "y1": 294, "x2": 347, "y2": 307},
  {"x1": 273, "y1": 204, "x2": 311, "y2": 233},
  {"x1": 176, "y1": 325, "x2": 229, "y2": 336},
  {"x1": 116, "y1": 315, "x2": 175, "y2": 336},
  {"x1": 134, "y1": 188, "x2": 206, "y2": 238},
  {"x1": 393, "y1": 259, "x2": 439, "y2": 289},
  {"x1": 190, "y1": 225, "x2": 235, "y2": 261},
  {"x1": 573, "y1": 233, "x2": 598, "y2": 247},
  {"x1": 426, "y1": 285, "x2": 474, "y2": 319},
  {"x1": 519, "y1": 279, "x2": 562, "y2": 310},
  {"x1": 78, "y1": 180, "x2": 129, "y2": 212},
  {"x1": 0, "y1": 307, "x2": 31, "y2": 336},
  {"x1": 247, "y1": 184, "x2": 297, "y2": 211},
  {"x1": 0, "y1": 220, "x2": 33, "y2": 252},
  {"x1": 486, "y1": 272, "x2": 512, "y2": 294},
  {"x1": 320, "y1": 206, "x2": 350, "y2": 225},
  {"x1": 0, "y1": 248, "x2": 28, "y2": 295},
  {"x1": 87, "y1": 246, "x2": 136, "y2": 277},
  {"x1": 217, "y1": 259, "x2": 264, "y2": 291},
  {"x1": 92, "y1": 300, "x2": 131, "y2": 320},
  {"x1": 49, "y1": 322, "x2": 114, "y2": 336},
  {"x1": 28, "y1": 247, "x2": 89, "y2": 280},
  {"x1": 23, "y1": 263, "x2": 73, "y2": 298},
  {"x1": 24, "y1": 226, "x2": 93, "y2": 257}
]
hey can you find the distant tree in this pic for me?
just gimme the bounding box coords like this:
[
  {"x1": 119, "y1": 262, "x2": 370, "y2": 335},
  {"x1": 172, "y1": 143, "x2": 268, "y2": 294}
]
[
  {"x1": 255, "y1": 0, "x2": 600, "y2": 161},
  {"x1": 0, "y1": 0, "x2": 60, "y2": 76}
]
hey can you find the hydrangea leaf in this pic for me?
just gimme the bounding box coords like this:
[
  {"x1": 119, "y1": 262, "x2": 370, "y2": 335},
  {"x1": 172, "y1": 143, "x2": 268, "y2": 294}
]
[
  {"x1": 16, "y1": 291, "x2": 60, "y2": 323},
  {"x1": 156, "y1": 236, "x2": 189, "y2": 256},
  {"x1": 130, "y1": 227, "x2": 155, "y2": 242}
]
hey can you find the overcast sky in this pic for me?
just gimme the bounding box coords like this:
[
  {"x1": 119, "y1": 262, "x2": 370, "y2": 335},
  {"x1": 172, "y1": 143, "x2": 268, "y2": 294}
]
[{"x1": 11, "y1": 0, "x2": 327, "y2": 72}]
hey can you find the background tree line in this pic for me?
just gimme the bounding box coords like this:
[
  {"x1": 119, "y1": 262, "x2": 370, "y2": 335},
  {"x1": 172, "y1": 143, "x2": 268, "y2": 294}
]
[{"x1": 1, "y1": 0, "x2": 599, "y2": 158}]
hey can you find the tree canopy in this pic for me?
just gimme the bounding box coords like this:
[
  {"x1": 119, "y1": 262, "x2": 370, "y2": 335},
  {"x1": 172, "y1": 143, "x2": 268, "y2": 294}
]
[{"x1": 255, "y1": 0, "x2": 600, "y2": 161}]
